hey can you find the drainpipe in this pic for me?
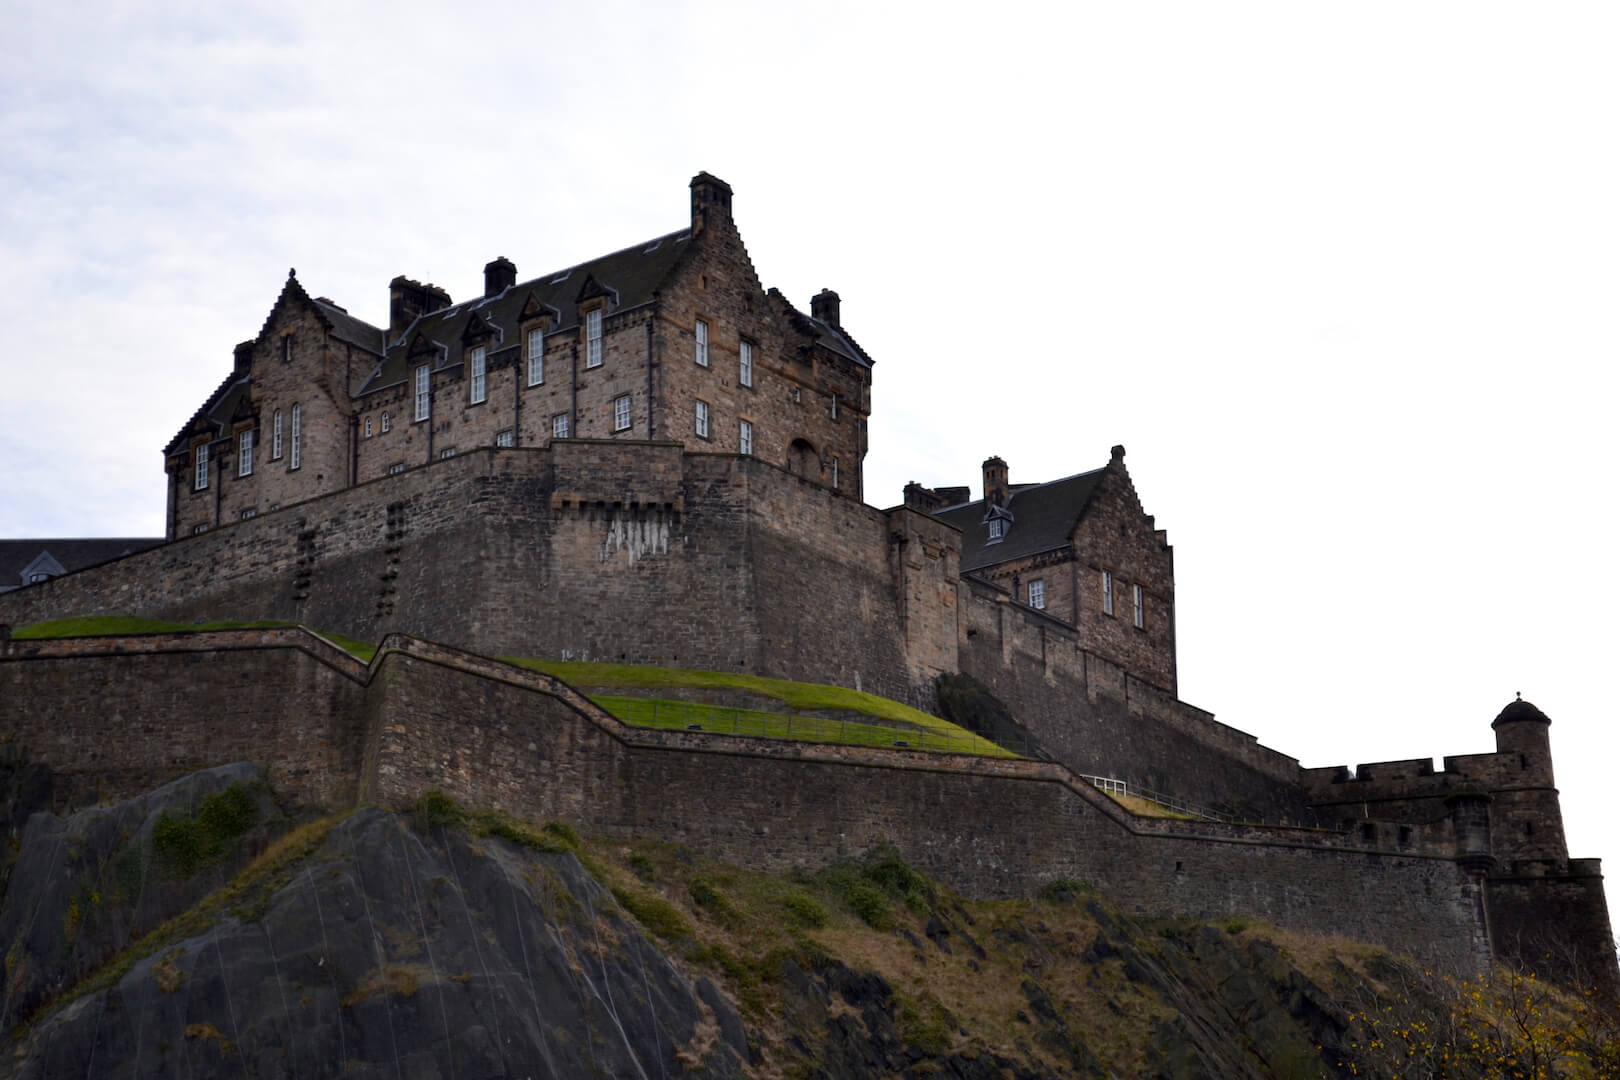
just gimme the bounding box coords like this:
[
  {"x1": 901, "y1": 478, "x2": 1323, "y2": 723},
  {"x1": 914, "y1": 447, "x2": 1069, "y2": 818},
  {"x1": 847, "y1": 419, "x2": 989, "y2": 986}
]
[
  {"x1": 425, "y1": 376, "x2": 435, "y2": 463},
  {"x1": 513, "y1": 350, "x2": 522, "y2": 446},
  {"x1": 213, "y1": 441, "x2": 223, "y2": 528},
  {"x1": 646, "y1": 305, "x2": 657, "y2": 438},
  {"x1": 570, "y1": 342, "x2": 579, "y2": 435},
  {"x1": 349, "y1": 414, "x2": 359, "y2": 486}
]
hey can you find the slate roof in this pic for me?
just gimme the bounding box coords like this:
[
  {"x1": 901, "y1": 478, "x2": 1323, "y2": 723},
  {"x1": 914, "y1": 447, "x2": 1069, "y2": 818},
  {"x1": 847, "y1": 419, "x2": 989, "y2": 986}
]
[
  {"x1": 356, "y1": 228, "x2": 696, "y2": 395},
  {"x1": 0, "y1": 538, "x2": 164, "y2": 592},
  {"x1": 163, "y1": 374, "x2": 252, "y2": 455},
  {"x1": 932, "y1": 467, "x2": 1108, "y2": 573},
  {"x1": 312, "y1": 298, "x2": 386, "y2": 355}
]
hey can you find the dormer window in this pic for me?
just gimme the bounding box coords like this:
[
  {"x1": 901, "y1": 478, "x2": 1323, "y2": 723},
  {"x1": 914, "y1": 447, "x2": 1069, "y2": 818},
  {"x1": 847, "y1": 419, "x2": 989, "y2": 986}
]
[
  {"x1": 469, "y1": 345, "x2": 487, "y2": 404},
  {"x1": 585, "y1": 309, "x2": 603, "y2": 368},
  {"x1": 194, "y1": 443, "x2": 209, "y2": 490},
  {"x1": 984, "y1": 506, "x2": 1012, "y2": 543},
  {"x1": 988, "y1": 518, "x2": 1004, "y2": 540}
]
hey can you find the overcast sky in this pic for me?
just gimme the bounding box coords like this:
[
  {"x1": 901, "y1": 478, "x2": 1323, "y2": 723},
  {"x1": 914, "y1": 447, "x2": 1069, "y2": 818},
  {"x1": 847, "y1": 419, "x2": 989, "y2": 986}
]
[{"x1": 4, "y1": 2, "x2": 1617, "y2": 926}]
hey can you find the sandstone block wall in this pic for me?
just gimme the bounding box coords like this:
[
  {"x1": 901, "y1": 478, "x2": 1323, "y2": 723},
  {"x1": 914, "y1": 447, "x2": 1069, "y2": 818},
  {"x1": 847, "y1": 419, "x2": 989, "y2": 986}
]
[{"x1": 10, "y1": 629, "x2": 1606, "y2": 984}]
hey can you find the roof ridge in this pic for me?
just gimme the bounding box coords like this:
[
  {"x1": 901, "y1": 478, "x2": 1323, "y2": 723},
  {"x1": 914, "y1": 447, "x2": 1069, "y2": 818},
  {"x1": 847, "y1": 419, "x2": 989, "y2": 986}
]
[{"x1": 510, "y1": 226, "x2": 690, "y2": 297}]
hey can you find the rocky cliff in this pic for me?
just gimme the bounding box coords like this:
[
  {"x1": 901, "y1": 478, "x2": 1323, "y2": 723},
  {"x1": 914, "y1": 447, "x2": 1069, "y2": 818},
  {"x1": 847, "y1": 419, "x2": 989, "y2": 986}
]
[{"x1": 3, "y1": 762, "x2": 1614, "y2": 1078}]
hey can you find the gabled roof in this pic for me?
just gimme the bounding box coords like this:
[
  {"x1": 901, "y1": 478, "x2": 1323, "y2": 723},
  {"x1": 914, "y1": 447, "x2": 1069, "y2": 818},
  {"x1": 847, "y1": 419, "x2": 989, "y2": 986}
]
[
  {"x1": 932, "y1": 467, "x2": 1108, "y2": 572},
  {"x1": 356, "y1": 228, "x2": 694, "y2": 396},
  {"x1": 311, "y1": 297, "x2": 386, "y2": 355},
  {"x1": 0, "y1": 538, "x2": 164, "y2": 590},
  {"x1": 163, "y1": 373, "x2": 251, "y2": 455}
]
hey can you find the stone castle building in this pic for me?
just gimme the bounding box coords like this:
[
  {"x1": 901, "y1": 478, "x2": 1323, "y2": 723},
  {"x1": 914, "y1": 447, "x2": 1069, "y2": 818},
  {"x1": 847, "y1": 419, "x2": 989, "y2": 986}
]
[
  {"x1": 164, "y1": 173, "x2": 869, "y2": 540},
  {"x1": 1, "y1": 174, "x2": 1612, "y2": 992}
]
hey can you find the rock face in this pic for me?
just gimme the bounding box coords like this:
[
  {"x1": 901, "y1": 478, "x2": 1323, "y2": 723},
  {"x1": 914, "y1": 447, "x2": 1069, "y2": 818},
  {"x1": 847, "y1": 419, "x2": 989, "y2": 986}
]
[{"x1": 8, "y1": 796, "x2": 750, "y2": 1078}]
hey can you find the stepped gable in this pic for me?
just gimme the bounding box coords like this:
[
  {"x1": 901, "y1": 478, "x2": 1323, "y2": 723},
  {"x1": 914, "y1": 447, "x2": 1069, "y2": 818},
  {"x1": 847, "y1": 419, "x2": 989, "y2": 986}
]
[
  {"x1": 356, "y1": 228, "x2": 694, "y2": 395},
  {"x1": 160, "y1": 370, "x2": 250, "y2": 455},
  {"x1": 933, "y1": 465, "x2": 1107, "y2": 572},
  {"x1": 764, "y1": 286, "x2": 871, "y2": 367}
]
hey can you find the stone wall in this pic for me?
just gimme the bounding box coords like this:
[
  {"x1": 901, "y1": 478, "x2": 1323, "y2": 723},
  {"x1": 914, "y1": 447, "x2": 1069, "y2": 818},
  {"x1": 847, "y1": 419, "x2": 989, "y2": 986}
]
[
  {"x1": 0, "y1": 629, "x2": 367, "y2": 809},
  {"x1": 0, "y1": 630, "x2": 1517, "y2": 980}
]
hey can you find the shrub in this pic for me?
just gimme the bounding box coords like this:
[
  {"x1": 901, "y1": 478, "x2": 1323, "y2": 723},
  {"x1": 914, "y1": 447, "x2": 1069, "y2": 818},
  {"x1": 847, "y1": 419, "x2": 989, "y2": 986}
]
[
  {"x1": 151, "y1": 784, "x2": 259, "y2": 876},
  {"x1": 410, "y1": 790, "x2": 464, "y2": 829},
  {"x1": 782, "y1": 890, "x2": 828, "y2": 929},
  {"x1": 611, "y1": 886, "x2": 691, "y2": 941}
]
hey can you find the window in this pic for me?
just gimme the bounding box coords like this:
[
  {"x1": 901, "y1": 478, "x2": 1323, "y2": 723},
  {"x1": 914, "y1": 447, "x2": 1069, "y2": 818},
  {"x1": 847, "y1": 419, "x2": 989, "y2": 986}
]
[
  {"x1": 414, "y1": 365, "x2": 431, "y2": 421},
  {"x1": 553, "y1": 413, "x2": 570, "y2": 439},
  {"x1": 739, "y1": 419, "x2": 753, "y2": 455},
  {"x1": 192, "y1": 523, "x2": 209, "y2": 535},
  {"x1": 527, "y1": 327, "x2": 544, "y2": 385},
  {"x1": 695, "y1": 319, "x2": 709, "y2": 366},
  {"x1": 496, "y1": 429, "x2": 515, "y2": 447},
  {"x1": 194, "y1": 443, "x2": 209, "y2": 490},
  {"x1": 388, "y1": 462, "x2": 406, "y2": 475},
  {"x1": 241, "y1": 508, "x2": 257, "y2": 521},
  {"x1": 1029, "y1": 579, "x2": 1046, "y2": 610},
  {"x1": 238, "y1": 431, "x2": 253, "y2": 477},
  {"x1": 739, "y1": 340, "x2": 753, "y2": 387},
  {"x1": 469, "y1": 345, "x2": 487, "y2": 404},
  {"x1": 382, "y1": 412, "x2": 391, "y2": 433},
  {"x1": 440, "y1": 447, "x2": 456, "y2": 459},
  {"x1": 272, "y1": 410, "x2": 283, "y2": 459},
  {"x1": 29, "y1": 572, "x2": 49, "y2": 583},
  {"x1": 364, "y1": 417, "x2": 373, "y2": 438},
  {"x1": 585, "y1": 309, "x2": 603, "y2": 368},
  {"x1": 987, "y1": 518, "x2": 1005, "y2": 541},
  {"x1": 613, "y1": 394, "x2": 632, "y2": 432},
  {"x1": 1102, "y1": 570, "x2": 1114, "y2": 616},
  {"x1": 1133, "y1": 584, "x2": 1144, "y2": 628},
  {"x1": 831, "y1": 457, "x2": 840, "y2": 490},
  {"x1": 281, "y1": 336, "x2": 292, "y2": 363},
  {"x1": 290, "y1": 403, "x2": 302, "y2": 469},
  {"x1": 695, "y1": 399, "x2": 710, "y2": 438},
  {"x1": 830, "y1": 392, "x2": 839, "y2": 420}
]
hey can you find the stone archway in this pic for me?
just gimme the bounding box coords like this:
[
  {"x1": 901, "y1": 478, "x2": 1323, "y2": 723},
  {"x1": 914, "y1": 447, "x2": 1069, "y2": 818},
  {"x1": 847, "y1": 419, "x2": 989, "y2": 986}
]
[{"x1": 787, "y1": 438, "x2": 818, "y2": 479}]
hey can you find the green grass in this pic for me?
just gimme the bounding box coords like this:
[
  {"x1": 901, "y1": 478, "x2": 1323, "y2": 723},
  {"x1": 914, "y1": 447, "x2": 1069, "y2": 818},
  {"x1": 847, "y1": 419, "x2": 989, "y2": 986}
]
[
  {"x1": 12, "y1": 616, "x2": 377, "y2": 662},
  {"x1": 592, "y1": 695, "x2": 1013, "y2": 757},
  {"x1": 505, "y1": 659, "x2": 1007, "y2": 746},
  {"x1": 12, "y1": 616, "x2": 296, "y2": 638}
]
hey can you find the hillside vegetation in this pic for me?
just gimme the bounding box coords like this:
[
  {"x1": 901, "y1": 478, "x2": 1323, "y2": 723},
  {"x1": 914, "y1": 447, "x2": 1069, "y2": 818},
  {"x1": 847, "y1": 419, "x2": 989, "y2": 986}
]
[{"x1": 3, "y1": 761, "x2": 1615, "y2": 1079}]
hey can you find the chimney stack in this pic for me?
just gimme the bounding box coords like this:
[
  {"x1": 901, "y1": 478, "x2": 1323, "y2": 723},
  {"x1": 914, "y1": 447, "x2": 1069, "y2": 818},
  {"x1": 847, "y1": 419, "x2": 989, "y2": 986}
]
[
  {"x1": 233, "y1": 340, "x2": 255, "y2": 374},
  {"x1": 811, "y1": 289, "x2": 841, "y2": 327},
  {"x1": 390, "y1": 276, "x2": 454, "y2": 339},
  {"x1": 982, "y1": 456, "x2": 1009, "y2": 507},
  {"x1": 484, "y1": 256, "x2": 516, "y2": 298},
  {"x1": 689, "y1": 172, "x2": 733, "y2": 235}
]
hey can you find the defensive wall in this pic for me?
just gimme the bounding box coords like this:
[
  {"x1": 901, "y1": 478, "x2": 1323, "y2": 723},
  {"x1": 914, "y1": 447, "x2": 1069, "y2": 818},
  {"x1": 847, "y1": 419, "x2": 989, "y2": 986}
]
[
  {"x1": 0, "y1": 628, "x2": 1501, "y2": 979},
  {"x1": 0, "y1": 442, "x2": 1307, "y2": 812}
]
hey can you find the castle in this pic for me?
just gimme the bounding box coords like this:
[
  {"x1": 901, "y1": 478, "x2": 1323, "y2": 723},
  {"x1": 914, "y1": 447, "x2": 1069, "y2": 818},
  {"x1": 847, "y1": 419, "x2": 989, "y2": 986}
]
[{"x1": 1, "y1": 174, "x2": 1612, "y2": 991}]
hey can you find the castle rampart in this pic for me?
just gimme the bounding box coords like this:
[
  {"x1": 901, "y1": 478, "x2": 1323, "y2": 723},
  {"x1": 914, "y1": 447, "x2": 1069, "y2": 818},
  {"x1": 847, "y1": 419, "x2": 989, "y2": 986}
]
[{"x1": 1, "y1": 628, "x2": 1496, "y2": 978}]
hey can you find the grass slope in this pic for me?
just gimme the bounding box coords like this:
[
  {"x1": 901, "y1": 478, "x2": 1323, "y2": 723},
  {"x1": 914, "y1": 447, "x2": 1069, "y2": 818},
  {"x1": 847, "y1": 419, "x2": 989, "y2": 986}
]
[{"x1": 11, "y1": 616, "x2": 377, "y2": 661}]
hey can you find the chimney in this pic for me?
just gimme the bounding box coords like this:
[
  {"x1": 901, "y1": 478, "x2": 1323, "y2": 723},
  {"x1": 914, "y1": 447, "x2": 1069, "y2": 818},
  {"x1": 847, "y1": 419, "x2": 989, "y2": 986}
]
[
  {"x1": 983, "y1": 456, "x2": 1009, "y2": 507},
  {"x1": 811, "y1": 289, "x2": 841, "y2": 327},
  {"x1": 689, "y1": 172, "x2": 733, "y2": 235},
  {"x1": 389, "y1": 277, "x2": 454, "y2": 339},
  {"x1": 484, "y1": 256, "x2": 516, "y2": 298},
  {"x1": 233, "y1": 340, "x2": 255, "y2": 374}
]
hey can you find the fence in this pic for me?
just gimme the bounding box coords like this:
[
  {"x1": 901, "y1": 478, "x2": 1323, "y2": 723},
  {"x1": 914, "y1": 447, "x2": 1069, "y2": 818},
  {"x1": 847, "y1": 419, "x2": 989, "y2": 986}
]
[{"x1": 1078, "y1": 774, "x2": 1237, "y2": 823}]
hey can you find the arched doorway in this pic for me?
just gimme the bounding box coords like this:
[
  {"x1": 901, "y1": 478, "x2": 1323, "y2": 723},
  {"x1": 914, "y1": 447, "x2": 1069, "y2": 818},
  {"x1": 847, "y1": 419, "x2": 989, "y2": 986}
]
[{"x1": 787, "y1": 438, "x2": 818, "y2": 480}]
